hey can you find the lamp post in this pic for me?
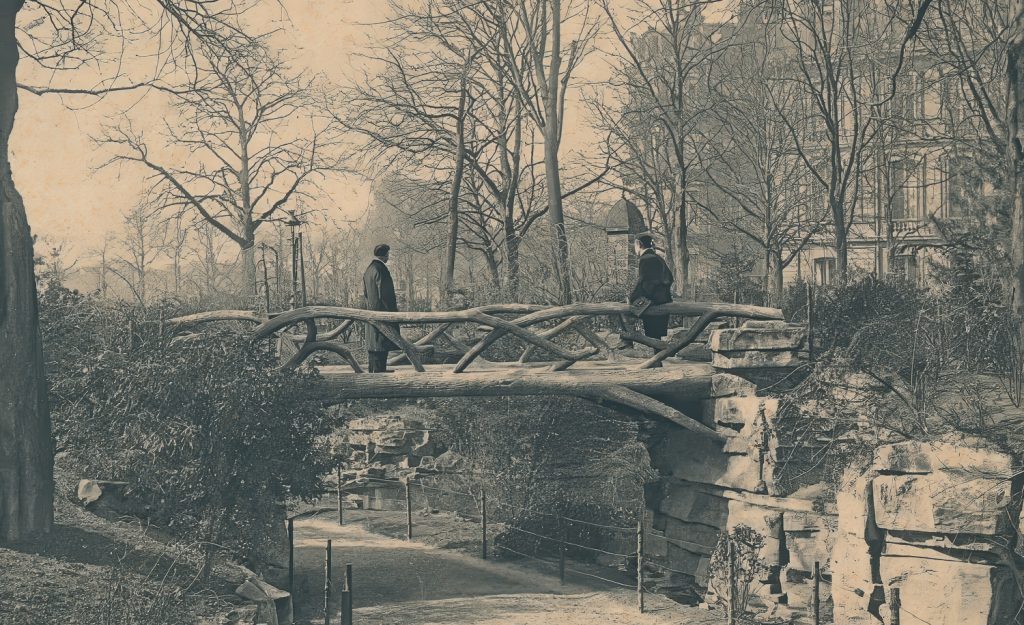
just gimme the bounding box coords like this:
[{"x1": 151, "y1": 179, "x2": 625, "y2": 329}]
[{"x1": 285, "y1": 213, "x2": 305, "y2": 309}]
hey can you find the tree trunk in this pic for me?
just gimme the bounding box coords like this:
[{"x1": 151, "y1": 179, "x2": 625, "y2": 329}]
[
  {"x1": 241, "y1": 241, "x2": 256, "y2": 304},
  {"x1": 767, "y1": 249, "x2": 784, "y2": 308},
  {"x1": 1009, "y1": 0, "x2": 1024, "y2": 320},
  {"x1": 504, "y1": 225, "x2": 520, "y2": 299},
  {"x1": 0, "y1": 0, "x2": 54, "y2": 543},
  {"x1": 545, "y1": 136, "x2": 571, "y2": 304},
  {"x1": 443, "y1": 72, "x2": 470, "y2": 303},
  {"x1": 483, "y1": 249, "x2": 501, "y2": 288},
  {"x1": 833, "y1": 200, "x2": 849, "y2": 281}
]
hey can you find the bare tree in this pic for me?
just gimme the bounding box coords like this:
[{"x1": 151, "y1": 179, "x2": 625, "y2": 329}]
[
  {"x1": 1009, "y1": 0, "x2": 1024, "y2": 320},
  {"x1": 101, "y1": 37, "x2": 345, "y2": 295},
  {"x1": 2, "y1": 0, "x2": 260, "y2": 542},
  {"x1": 110, "y1": 201, "x2": 167, "y2": 305},
  {"x1": 599, "y1": 0, "x2": 732, "y2": 296},
  {"x1": 697, "y1": 27, "x2": 823, "y2": 305},
  {"x1": 490, "y1": 0, "x2": 599, "y2": 303},
  {"x1": 771, "y1": 0, "x2": 935, "y2": 279}
]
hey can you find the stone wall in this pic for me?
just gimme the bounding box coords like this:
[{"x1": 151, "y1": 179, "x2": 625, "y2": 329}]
[
  {"x1": 644, "y1": 320, "x2": 833, "y2": 620},
  {"x1": 833, "y1": 441, "x2": 1023, "y2": 625},
  {"x1": 643, "y1": 320, "x2": 1024, "y2": 624}
]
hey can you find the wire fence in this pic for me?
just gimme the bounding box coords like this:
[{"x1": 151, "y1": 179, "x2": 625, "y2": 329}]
[{"x1": 289, "y1": 474, "x2": 831, "y2": 625}]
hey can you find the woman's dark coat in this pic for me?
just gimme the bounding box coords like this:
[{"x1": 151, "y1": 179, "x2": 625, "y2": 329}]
[
  {"x1": 363, "y1": 258, "x2": 400, "y2": 352},
  {"x1": 629, "y1": 249, "x2": 674, "y2": 339}
]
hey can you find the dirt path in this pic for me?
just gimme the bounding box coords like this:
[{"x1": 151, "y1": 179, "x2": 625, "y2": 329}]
[{"x1": 291, "y1": 512, "x2": 722, "y2": 625}]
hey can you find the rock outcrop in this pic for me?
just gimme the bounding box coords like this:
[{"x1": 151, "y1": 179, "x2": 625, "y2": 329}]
[{"x1": 832, "y1": 440, "x2": 1023, "y2": 625}]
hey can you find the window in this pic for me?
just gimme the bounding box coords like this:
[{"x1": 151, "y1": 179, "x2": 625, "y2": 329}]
[
  {"x1": 814, "y1": 257, "x2": 835, "y2": 286},
  {"x1": 893, "y1": 254, "x2": 920, "y2": 287},
  {"x1": 889, "y1": 160, "x2": 908, "y2": 220}
]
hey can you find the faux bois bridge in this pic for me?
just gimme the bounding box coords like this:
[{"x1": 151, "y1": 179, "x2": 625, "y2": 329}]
[{"x1": 168, "y1": 302, "x2": 793, "y2": 443}]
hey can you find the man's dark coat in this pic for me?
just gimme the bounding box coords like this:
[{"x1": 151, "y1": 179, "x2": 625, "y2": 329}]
[
  {"x1": 363, "y1": 258, "x2": 399, "y2": 352},
  {"x1": 629, "y1": 249, "x2": 674, "y2": 339}
]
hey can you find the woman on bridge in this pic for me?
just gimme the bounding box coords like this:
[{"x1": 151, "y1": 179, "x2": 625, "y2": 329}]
[{"x1": 629, "y1": 234, "x2": 675, "y2": 348}]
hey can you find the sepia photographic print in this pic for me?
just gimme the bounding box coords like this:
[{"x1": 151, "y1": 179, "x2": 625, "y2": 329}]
[{"x1": 2, "y1": 0, "x2": 1024, "y2": 623}]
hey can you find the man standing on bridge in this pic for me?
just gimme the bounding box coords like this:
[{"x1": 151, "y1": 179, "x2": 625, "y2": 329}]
[
  {"x1": 629, "y1": 233, "x2": 674, "y2": 355},
  {"x1": 363, "y1": 243, "x2": 400, "y2": 373}
]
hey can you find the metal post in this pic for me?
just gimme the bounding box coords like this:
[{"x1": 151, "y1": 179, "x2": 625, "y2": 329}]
[
  {"x1": 299, "y1": 231, "x2": 308, "y2": 307},
  {"x1": 337, "y1": 464, "x2": 344, "y2": 526},
  {"x1": 637, "y1": 510, "x2": 645, "y2": 614},
  {"x1": 288, "y1": 518, "x2": 295, "y2": 597},
  {"x1": 890, "y1": 587, "x2": 901, "y2": 625},
  {"x1": 324, "y1": 540, "x2": 332, "y2": 625},
  {"x1": 289, "y1": 224, "x2": 298, "y2": 309},
  {"x1": 813, "y1": 561, "x2": 821, "y2": 625},
  {"x1": 405, "y1": 481, "x2": 413, "y2": 541},
  {"x1": 261, "y1": 246, "x2": 271, "y2": 313},
  {"x1": 558, "y1": 524, "x2": 566, "y2": 585},
  {"x1": 727, "y1": 539, "x2": 737, "y2": 625},
  {"x1": 341, "y1": 563, "x2": 353, "y2": 625},
  {"x1": 481, "y1": 491, "x2": 488, "y2": 560}
]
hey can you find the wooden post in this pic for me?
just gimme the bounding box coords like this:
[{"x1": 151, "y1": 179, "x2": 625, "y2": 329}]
[
  {"x1": 481, "y1": 491, "x2": 488, "y2": 560},
  {"x1": 813, "y1": 561, "x2": 820, "y2": 625},
  {"x1": 727, "y1": 539, "x2": 737, "y2": 625},
  {"x1": 336, "y1": 463, "x2": 344, "y2": 526},
  {"x1": 636, "y1": 510, "x2": 645, "y2": 614},
  {"x1": 341, "y1": 563, "x2": 353, "y2": 625},
  {"x1": 405, "y1": 480, "x2": 413, "y2": 541},
  {"x1": 288, "y1": 518, "x2": 295, "y2": 597},
  {"x1": 890, "y1": 587, "x2": 901, "y2": 625},
  {"x1": 324, "y1": 540, "x2": 332, "y2": 625},
  {"x1": 558, "y1": 524, "x2": 567, "y2": 585}
]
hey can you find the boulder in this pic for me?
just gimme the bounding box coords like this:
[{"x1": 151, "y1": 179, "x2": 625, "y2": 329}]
[
  {"x1": 829, "y1": 536, "x2": 880, "y2": 625},
  {"x1": 871, "y1": 441, "x2": 1014, "y2": 478},
  {"x1": 410, "y1": 432, "x2": 435, "y2": 457},
  {"x1": 783, "y1": 511, "x2": 832, "y2": 575},
  {"x1": 658, "y1": 481, "x2": 731, "y2": 529},
  {"x1": 710, "y1": 326, "x2": 806, "y2": 352},
  {"x1": 831, "y1": 471, "x2": 883, "y2": 625},
  {"x1": 76, "y1": 479, "x2": 129, "y2": 506},
  {"x1": 704, "y1": 396, "x2": 777, "y2": 429},
  {"x1": 710, "y1": 373, "x2": 759, "y2": 398},
  {"x1": 880, "y1": 551, "x2": 1021, "y2": 625},
  {"x1": 712, "y1": 350, "x2": 807, "y2": 370},
  {"x1": 872, "y1": 473, "x2": 1013, "y2": 535},
  {"x1": 235, "y1": 576, "x2": 292, "y2": 625},
  {"x1": 370, "y1": 428, "x2": 416, "y2": 452},
  {"x1": 654, "y1": 432, "x2": 768, "y2": 493}
]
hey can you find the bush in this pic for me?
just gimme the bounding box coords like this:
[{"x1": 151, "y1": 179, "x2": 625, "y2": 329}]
[{"x1": 41, "y1": 288, "x2": 336, "y2": 575}]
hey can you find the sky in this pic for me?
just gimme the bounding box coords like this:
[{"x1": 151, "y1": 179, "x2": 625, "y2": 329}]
[{"x1": 12, "y1": 0, "x2": 735, "y2": 263}]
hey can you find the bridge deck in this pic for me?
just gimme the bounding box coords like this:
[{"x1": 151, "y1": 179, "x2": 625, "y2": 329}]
[{"x1": 313, "y1": 358, "x2": 726, "y2": 441}]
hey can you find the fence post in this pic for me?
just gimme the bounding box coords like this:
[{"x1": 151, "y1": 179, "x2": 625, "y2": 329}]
[
  {"x1": 324, "y1": 540, "x2": 333, "y2": 625},
  {"x1": 405, "y1": 480, "x2": 413, "y2": 541},
  {"x1": 636, "y1": 510, "x2": 645, "y2": 614},
  {"x1": 341, "y1": 563, "x2": 353, "y2": 625},
  {"x1": 890, "y1": 587, "x2": 901, "y2": 625},
  {"x1": 481, "y1": 491, "x2": 488, "y2": 560},
  {"x1": 342, "y1": 459, "x2": 350, "y2": 522},
  {"x1": 288, "y1": 517, "x2": 295, "y2": 597},
  {"x1": 558, "y1": 523, "x2": 566, "y2": 585},
  {"x1": 727, "y1": 538, "x2": 737, "y2": 625},
  {"x1": 813, "y1": 561, "x2": 820, "y2": 625}
]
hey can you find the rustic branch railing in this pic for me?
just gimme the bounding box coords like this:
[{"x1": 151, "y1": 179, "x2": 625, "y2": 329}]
[
  {"x1": 168, "y1": 301, "x2": 783, "y2": 373},
  {"x1": 166, "y1": 302, "x2": 787, "y2": 442}
]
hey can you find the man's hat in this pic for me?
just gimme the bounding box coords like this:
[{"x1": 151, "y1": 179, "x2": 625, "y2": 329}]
[{"x1": 373, "y1": 243, "x2": 390, "y2": 257}]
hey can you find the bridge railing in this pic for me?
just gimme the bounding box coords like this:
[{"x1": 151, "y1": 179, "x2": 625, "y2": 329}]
[{"x1": 168, "y1": 301, "x2": 783, "y2": 373}]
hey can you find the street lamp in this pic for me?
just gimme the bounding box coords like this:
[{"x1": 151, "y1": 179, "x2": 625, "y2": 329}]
[{"x1": 285, "y1": 212, "x2": 306, "y2": 309}]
